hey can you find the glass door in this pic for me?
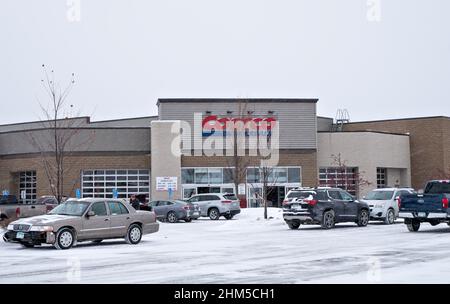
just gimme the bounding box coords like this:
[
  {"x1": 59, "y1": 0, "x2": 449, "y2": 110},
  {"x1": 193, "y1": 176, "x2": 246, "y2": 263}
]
[{"x1": 247, "y1": 185, "x2": 263, "y2": 208}]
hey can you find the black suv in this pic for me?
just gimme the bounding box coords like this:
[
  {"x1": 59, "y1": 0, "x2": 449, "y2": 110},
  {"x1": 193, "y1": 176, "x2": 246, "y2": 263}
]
[{"x1": 283, "y1": 188, "x2": 370, "y2": 229}]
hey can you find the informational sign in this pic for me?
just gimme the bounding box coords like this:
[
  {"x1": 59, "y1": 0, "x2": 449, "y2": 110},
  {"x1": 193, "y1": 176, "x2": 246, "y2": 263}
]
[
  {"x1": 238, "y1": 184, "x2": 246, "y2": 195},
  {"x1": 20, "y1": 190, "x2": 26, "y2": 200},
  {"x1": 75, "y1": 188, "x2": 81, "y2": 199},
  {"x1": 112, "y1": 188, "x2": 118, "y2": 199},
  {"x1": 2, "y1": 190, "x2": 9, "y2": 196},
  {"x1": 156, "y1": 177, "x2": 178, "y2": 191}
]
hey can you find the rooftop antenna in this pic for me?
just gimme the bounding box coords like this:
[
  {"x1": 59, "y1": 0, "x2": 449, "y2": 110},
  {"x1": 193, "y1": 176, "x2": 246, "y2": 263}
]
[{"x1": 334, "y1": 109, "x2": 350, "y2": 132}]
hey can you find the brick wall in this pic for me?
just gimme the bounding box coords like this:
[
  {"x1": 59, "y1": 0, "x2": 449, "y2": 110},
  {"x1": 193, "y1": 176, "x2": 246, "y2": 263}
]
[
  {"x1": 343, "y1": 117, "x2": 450, "y2": 189},
  {"x1": 0, "y1": 153, "x2": 151, "y2": 198}
]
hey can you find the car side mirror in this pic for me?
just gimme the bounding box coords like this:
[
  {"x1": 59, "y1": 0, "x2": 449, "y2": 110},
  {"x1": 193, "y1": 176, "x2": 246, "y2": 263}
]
[{"x1": 86, "y1": 211, "x2": 95, "y2": 217}]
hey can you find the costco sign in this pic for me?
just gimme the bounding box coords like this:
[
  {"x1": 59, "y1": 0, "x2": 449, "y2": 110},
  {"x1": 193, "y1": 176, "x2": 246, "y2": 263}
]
[{"x1": 202, "y1": 115, "x2": 277, "y2": 137}]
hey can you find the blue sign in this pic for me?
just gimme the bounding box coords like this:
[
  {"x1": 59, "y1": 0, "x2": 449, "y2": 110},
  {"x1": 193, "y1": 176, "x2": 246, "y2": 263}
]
[
  {"x1": 75, "y1": 188, "x2": 81, "y2": 199},
  {"x1": 168, "y1": 187, "x2": 173, "y2": 200},
  {"x1": 113, "y1": 188, "x2": 118, "y2": 199},
  {"x1": 2, "y1": 190, "x2": 9, "y2": 196}
]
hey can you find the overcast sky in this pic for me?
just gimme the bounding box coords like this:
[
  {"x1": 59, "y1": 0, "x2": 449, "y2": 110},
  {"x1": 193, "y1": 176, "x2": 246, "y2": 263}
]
[{"x1": 1, "y1": 0, "x2": 449, "y2": 124}]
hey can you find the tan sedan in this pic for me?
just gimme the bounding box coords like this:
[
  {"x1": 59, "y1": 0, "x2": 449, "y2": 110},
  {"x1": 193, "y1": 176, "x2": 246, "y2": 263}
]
[{"x1": 3, "y1": 198, "x2": 159, "y2": 249}]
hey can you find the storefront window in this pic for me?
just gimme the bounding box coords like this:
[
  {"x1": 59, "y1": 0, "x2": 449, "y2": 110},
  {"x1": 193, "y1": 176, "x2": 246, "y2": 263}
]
[
  {"x1": 288, "y1": 168, "x2": 301, "y2": 183},
  {"x1": 247, "y1": 168, "x2": 261, "y2": 183},
  {"x1": 209, "y1": 168, "x2": 222, "y2": 184},
  {"x1": 181, "y1": 169, "x2": 195, "y2": 184},
  {"x1": 194, "y1": 168, "x2": 208, "y2": 184}
]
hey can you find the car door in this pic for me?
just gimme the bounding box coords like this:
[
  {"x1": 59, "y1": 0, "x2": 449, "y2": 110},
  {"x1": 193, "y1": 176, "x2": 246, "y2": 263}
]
[
  {"x1": 189, "y1": 196, "x2": 205, "y2": 215},
  {"x1": 327, "y1": 190, "x2": 346, "y2": 221},
  {"x1": 107, "y1": 201, "x2": 132, "y2": 237},
  {"x1": 81, "y1": 201, "x2": 111, "y2": 240},
  {"x1": 340, "y1": 191, "x2": 358, "y2": 220}
]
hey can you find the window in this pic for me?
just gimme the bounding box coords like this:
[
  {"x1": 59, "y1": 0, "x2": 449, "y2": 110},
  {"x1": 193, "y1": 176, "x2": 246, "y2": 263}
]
[
  {"x1": 181, "y1": 169, "x2": 195, "y2": 184},
  {"x1": 19, "y1": 171, "x2": 37, "y2": 204},
  {"x1": 340, "y1": 191, "x2": 354, "y2": 201},
  {"x1": 319, "y1": 167, "x2": 358, "y2": 196},
  {"x1": 91, "y1": 202, "x2": 108, "y2": 216},
  {"x1": 209, "y1": 168, "x2": 222, "y2": 184},
  {"x1": 247, "y1": 168, "x2": 261, "y2": 183},
  {"x1": 377, "y1": 168, "x2": 387, "y2": 188},
  {"x1": 108, "y1": 202, "x2": 128, "y2": 215},
  {"x1": 288, "y1": 168, "x2": 301, "y2": 183},
  {"x1": 194, "y1": 168, "x2": 208, "y2": 184},
  {"x1": 327, "y1": 190, "x2": 342, "y2": 200},
  {"x1": 81, "y1": 169, "x2": 150, "y2": 200}
]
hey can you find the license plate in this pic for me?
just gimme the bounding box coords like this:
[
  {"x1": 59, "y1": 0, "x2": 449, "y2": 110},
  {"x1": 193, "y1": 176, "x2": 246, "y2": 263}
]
[
  {"x1": 292, "y1": 204, "x2": 302, "y2": 210},
  {"x1": 418, "y1": 212, "x2": 426, "y2": 218},
  {"x1": 16, "y1": 232, "x2": 25, "y2": 239},
  {"x1": 193, "y1": 212, "x2": 199, "y2": 216}
]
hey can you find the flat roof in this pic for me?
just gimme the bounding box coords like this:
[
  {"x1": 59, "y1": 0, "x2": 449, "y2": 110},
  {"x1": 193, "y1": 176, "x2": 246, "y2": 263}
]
[
  {"x1": 157, "y1": 98, "x2": 319, "y2": 106},
  {"x1": 347, "y1": 115, "x2": 450, "y2": 124},
  {"x1": 318, "y1": 130, "x2": 410, "y2": 136}
]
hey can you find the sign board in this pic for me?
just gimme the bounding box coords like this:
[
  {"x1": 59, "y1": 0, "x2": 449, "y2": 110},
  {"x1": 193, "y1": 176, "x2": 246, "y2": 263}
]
[
  {"x1": 202, "y1": 115, "x2": 277, "y2": 137},
  {"x1": 156, "y1": 177, "x2": 178, "y2": 191},
  {"x1": 75, "y1": 188, "x2": 81, "y2": 199},
  {"x1": 2, "y1": 190, "x2": 9, "y2": 196},
  {"x1": 20, "y1": 190, "x2": 26, "y2": 200},
  {"x1": 238, "y1": 184, "x2": 246, "y2": 195}
]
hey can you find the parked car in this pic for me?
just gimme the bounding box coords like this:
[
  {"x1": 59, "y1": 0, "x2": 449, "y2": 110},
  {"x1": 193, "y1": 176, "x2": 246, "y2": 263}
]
[
  {"x1": 149, "y1": 200, "x2": 200, "y2": 223},
  {"x1": 3, "y1": 198, "x2": 159, "y2": 249},
  {"x1": 186, "y1": 193, "x2": 241, "y2": 220},
  {"x1": 399, "y1": 180, "x2": 450, "y2": 232},
  {"x1": 0, "y1": 195, "x2": 56, "y2": 223},
  {"x1": 361, "y1": 188, "x2": 415, "y2": 224},
  {"x1": 283, "y1": 187, "x2": 370, "y2": 229}
]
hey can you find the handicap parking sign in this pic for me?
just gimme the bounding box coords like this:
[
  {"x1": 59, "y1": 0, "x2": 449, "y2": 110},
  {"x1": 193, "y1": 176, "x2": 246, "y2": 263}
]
[
  {"x1": 113, "y1": 188, "x2": 118, "y2": 199},
  {"x1": 75, "y1": 188, "x2": 81, "y2": 199},
  {"x1": 2, "y1": 190, "x2": 9, "y2": 196}
]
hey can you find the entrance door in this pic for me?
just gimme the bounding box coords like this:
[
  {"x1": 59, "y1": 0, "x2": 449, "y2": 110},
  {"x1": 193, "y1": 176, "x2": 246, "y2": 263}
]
[
  {"x1": 247, "y1": 186, "x2": 262, "y2": 208},
  {"x1": 183, "y1": 187, "x2": 197, "y2": 199},
  {"x1": 266, "y1": 186, "x2": 285, "y2": 208}
]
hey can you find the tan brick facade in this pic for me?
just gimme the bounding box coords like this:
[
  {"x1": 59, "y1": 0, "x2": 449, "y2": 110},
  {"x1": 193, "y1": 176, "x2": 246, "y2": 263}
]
[
  {"x1": 0, "y1": 153, "x2": 151, "y2": 198},
  {"x1": 344, "y1": 117, "x2": 450, "y2": 189},
  {"x1": 181, "y1": 150, "x2": 318, "y2": 187}
]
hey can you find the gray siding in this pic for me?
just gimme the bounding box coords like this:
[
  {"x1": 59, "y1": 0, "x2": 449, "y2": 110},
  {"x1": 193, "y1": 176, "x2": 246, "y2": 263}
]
[
  {"x1": 158, "y1": 100, "x2": 317, "y2": 150},
  {"x1": 0, "y1": 128, "x2": 151, "y2": 156},
  {"x1": 89, "y1": 116, "x2": 157, "y2": 128},
  {"x1": 317, "y1": 117, "x2": 333, "y2": 132}
]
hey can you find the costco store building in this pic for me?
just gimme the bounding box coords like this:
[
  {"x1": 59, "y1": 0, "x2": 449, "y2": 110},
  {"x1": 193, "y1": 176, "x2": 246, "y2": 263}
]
[{"x1": 0, "y1": 99, "x2": 448, "y2": 207}]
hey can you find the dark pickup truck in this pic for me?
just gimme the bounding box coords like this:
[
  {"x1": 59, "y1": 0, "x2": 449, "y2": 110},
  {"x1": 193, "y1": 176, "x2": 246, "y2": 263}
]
[{"x1": 398, "y1": 180, "x2": 450, "y2": 232}]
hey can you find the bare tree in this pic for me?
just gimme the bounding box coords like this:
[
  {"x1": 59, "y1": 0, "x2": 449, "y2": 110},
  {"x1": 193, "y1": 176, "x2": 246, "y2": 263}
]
[
  {"x1": 248, "y1": 165, "x2": 278, "y2": 220},
  {"x1": 325, "y1": 153, "x2": 372, "y2": 197},
  {"x1": 28, "y1": 65, "x2": 94, "y2": 203}
]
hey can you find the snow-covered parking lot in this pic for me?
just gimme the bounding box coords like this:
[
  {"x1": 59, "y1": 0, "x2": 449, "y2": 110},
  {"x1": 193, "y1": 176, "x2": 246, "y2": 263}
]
[{"x1": 2, "y1": 207, "x2": 450, "y2": 284}]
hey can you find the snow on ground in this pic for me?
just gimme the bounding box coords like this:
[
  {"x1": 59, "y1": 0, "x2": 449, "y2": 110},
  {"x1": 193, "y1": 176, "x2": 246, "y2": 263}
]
[{"x1": 1, "y1": 207, "x2": 450, "y2": 284}]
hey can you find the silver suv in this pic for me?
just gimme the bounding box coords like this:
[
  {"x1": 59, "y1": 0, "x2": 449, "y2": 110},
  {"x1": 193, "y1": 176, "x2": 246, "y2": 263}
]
[{"x1": 186, "y1": 193, "x2": 241, "y2": 220}]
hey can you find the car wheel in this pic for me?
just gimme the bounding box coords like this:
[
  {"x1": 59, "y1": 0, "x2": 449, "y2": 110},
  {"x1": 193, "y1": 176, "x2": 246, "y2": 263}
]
[
  {"x1": 224, "y1": 214, "x2": 233, "y2": 220},
  {"x1": 384, "y1": 209, "x2": 396, "y2": 225},
  {"x1": 167, "y1": 211, "x2": 178, "y2": 223},
  {"x1": 92, "y1": 239, "x2": 103, "y2": 244},
  {"x1": 184, "y1": 218, "x2": 192, "y2": 222},
  {"x1": 208, "y1": 208, "x2": 220, "y2": 220},
  {"x1": 406, "y1": 220, "x2": 420, "y2": 232},
  {"x1": 287, "y1": 221, "x2": 300, "y2": 230},
  {"x1": 20, "y1": 243, "x2": 34, "y2": 248},
  {"x1": 321, "y1": 210, "x2": 335, "y2": 229},
  {"x1": 126, "y1": 224, "x2": 142, "y2": 245},
  {"x1": 54, "y1": 228, "x2": 75, "y2": 250},
  {"x1": 357, "y1": 209, "x2": 369, "y2": 227}
]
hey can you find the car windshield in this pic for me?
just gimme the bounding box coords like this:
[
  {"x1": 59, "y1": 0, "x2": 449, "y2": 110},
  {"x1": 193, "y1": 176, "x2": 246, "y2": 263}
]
[
  {"x1": 365, "y1": 191, "x2": 394, "y2": 200},
  {"x1": 425, "y1": 182, "x2": 450, "y2": 194},
  {"x1": 49, "y1": 201, "x2": 90, "y2": 216}
]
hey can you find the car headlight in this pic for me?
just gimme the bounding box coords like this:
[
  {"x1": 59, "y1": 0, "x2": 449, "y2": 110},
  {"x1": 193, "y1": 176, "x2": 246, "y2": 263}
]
[
  {"x1": 7, "y1": 224, "x2": 14, "y2": 230},
  {"x1": 30, "y1": 226, "x2": 54, "y2": 232}
]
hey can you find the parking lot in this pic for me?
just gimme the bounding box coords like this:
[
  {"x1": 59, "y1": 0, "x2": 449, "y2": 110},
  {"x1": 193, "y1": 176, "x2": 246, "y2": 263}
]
[{"x1": 1, "y1": 207, "x2": 450, "y2": 284}]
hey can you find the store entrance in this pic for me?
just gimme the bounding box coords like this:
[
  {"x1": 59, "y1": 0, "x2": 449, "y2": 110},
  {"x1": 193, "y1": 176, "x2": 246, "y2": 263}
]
[{"x1": 266, "y1": 186, "x2": 286, "y2": 208}]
